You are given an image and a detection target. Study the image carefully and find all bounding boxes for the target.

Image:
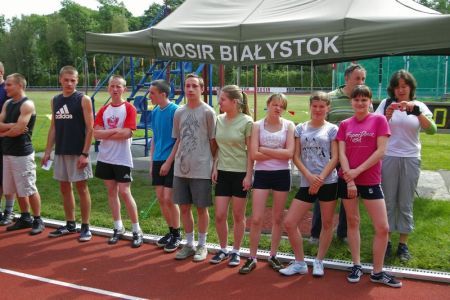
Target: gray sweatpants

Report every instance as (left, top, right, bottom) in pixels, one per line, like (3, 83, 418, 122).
(381, 156, 420, 234)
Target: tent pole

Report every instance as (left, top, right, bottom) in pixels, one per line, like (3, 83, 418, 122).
(310, 61, 314, 93)
(331, 63, 335, 91)
(445, 56, 448, 95)
(208, 64, 213, 106)
(254, 65, 258, 121)
(378, 57, 383, 100)
(436, 56, 440, 98)
(237, 66, 241, 86)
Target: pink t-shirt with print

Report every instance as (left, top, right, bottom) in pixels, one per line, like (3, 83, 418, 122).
(336, 113, 390, 185)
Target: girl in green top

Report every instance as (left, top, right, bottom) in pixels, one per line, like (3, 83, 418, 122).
(210, 85, 253, 267)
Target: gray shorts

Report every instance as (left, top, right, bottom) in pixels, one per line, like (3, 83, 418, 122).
(54, 154, 93, 182)
(3, 153, 38, 197)
(173, 176, 212, 208)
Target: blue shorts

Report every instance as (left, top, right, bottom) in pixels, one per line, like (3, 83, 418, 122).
(337, 178, 384, 200)
(253, 169, 291, 192)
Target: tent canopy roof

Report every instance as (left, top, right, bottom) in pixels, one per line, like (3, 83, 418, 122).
(85, 0, 450, 65)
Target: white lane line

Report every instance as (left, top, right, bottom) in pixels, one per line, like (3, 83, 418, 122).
(0, 268, 148, 300)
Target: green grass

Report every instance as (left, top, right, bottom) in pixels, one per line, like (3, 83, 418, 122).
(23, 91, 450, 272)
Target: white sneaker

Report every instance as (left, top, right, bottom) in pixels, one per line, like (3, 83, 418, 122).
(193, 245, 208, 262)
(313, 259, 324, 277)
(308, 236, 319, 245)
(279, 261, 308, 276)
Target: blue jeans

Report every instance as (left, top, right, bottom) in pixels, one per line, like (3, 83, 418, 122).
(310, 200, 347, 239)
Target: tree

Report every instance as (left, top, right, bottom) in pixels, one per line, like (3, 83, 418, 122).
(415, 0, 450, 13)
(46, 15, 73, 69)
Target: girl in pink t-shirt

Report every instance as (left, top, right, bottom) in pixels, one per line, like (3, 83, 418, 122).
(337, 85, 401, 288)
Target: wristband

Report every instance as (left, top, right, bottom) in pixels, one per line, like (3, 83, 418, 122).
(81, 152, 89, 158)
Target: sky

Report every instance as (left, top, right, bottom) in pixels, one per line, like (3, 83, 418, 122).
(2, 0, 164, 19)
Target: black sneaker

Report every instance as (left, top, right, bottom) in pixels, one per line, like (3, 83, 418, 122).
(209, 250, 229, 264)
(239, 258, 256, 274)
(156, 232, 172, 248)
(48, 225, 77, 238)
(0, 211, 14, 226)
(385, 241, 392, 259)
(347, 265, 363, 283)
(108, 227, 126, 245)
(268, 256, 283, 271)
(132, 231, 143, 248)
(370, 271, 402, 288)
(397, 243, 411, 262)
(6, 217, 33, 231)
(164, 235, 181, 253)
(29, 218, 45, 235)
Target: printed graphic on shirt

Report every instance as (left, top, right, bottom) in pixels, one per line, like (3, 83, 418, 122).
(55, 104, 73, 119)
(107, 115, 120, 129)
(302, 137, 327, 167)
(179, 112, 200, 175)
(347, 131, 375, 143)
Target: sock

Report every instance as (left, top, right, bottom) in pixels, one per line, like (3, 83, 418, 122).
(172, 227, 181, 237)
(186, 232, 194, 246)
(169, 226, 173, 234)
(131, 223, 141, 233)
(250, 256, 257, 261)
(295, 260, 306, 265)
(198, 232, 207, 246)
(114, 220, 123, 230)
(231, 249, 240, 254)
(5, 199, 14, 213)
(81, 223, 89, 230)
(67, 220, 76, 229)
(21, 212, 31, 219)
(33, 216, 41, 220)
(221, 248, 228, 254)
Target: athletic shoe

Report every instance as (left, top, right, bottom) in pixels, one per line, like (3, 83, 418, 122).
(209, 250, 229, 264)
(313, 259, 324, 277)
(308, 236, 319, 245)
(48, 225, 77, 238)
(385, 241, 392, 259)
(239, 258, 256, 274)
(0, 211, 14, 226)
(279, 261, 308, 276)
(164, 235, 182, 253)
(29, 218, 45, 235)
(78, 226, 92, 242)
(193, 245, 208, 262)
(347, 265, 363, 283)
(397, 243, 411, 262)
(0, 211, 2, 220)
(228, 252, 241, 267)
(268, 256, 283, 270)
(6, 217, 33, 231)
(370, 271, 402, 288)
(175, 244, 196, 260)
(108, 227, 126, 245)
(157, 232, 172, 248)
(132, 231, 143, 248)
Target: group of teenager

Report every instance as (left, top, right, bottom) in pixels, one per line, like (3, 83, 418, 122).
(0, 62, 437, 289)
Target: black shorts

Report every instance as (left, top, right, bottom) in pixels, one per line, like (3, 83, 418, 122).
(337, 178, 384, 200)
(215, 170, 248, 198)
(95, 161, 132, 183)
(253, 169, 291, 192)
(152, 160, 174, 188)
(0, 154, 3, 186)
(294, 183, 338, 203)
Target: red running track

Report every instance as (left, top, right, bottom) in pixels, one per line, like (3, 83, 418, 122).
(0, 228, 448, 299)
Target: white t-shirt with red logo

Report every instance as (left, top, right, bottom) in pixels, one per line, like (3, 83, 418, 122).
(336, 113, 390, 185)
(95, 101, 137, 167)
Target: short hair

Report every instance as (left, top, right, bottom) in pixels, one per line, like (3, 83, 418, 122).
(351, 84, 372, 99)
(221, 85, 250, 116)
(185, 73, 204, 89)
(7, 73, 27, 89)
(344, 64, 366, 78)
(266, 93, 288, 110)
(309, 91, 330, 106)
(59, 65, 78, 77)
(150, 79, 171, 96)
(108, 74, 126, 86)
(387, 69, 417, 100)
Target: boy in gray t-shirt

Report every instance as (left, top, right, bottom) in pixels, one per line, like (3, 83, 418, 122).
(172, 74, 216, 262)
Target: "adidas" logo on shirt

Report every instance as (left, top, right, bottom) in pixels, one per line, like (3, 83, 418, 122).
(55, 104, 73, 119)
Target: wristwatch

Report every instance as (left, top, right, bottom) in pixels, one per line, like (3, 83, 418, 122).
(81, 152, 89, 158)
